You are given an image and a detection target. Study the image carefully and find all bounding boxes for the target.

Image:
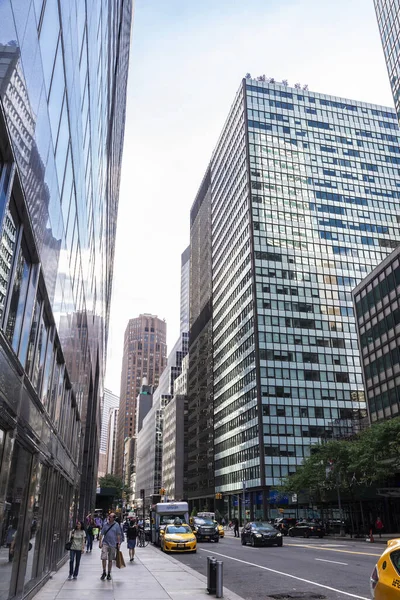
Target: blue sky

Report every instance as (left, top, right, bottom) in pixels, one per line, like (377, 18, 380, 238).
(105, 0, 393, 394)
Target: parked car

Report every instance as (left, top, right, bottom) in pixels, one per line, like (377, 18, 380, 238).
(241, 522, 283, 547)
(160, 523, 197, 553)
(371, 538, 400, 599)
(288, 522, 324, 538)
(274, 518, 297, 535)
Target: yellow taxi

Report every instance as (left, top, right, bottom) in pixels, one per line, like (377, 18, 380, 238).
(371, 538, 400, 598)
(216, 522, 225, 538)
(160, 523, 197, 553)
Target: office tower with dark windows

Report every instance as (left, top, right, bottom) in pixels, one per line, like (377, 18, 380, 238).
(106, 406, 119, 474)
(115, 315, 167, 477)
(374, 0, 400, 123)
(353, 252, 400, 423)
(187, 167, 214, 509)
(209, 77, 400, 519)
(98, 389, 120, 478)
(0, 0, 132, 595)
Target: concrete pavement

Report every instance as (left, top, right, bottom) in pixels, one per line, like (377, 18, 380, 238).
(32, 542, 243, 600)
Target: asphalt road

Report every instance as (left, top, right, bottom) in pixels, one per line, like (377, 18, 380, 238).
(171, 531, 382, 600)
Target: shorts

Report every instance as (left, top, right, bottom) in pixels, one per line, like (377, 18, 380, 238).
(127, 539, 136, 549)
(100, 544, 116, 561)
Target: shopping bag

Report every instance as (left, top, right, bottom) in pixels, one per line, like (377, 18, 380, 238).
(115, 549, 126, 569)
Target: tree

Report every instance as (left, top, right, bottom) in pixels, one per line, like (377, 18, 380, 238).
(98, 474, 130, 500)
(280, 417, 400, 495)
(191, 506, 198, 517)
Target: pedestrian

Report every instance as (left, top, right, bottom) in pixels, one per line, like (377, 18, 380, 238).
(375, 516, 384, 538)
(233, 517, 239, 537)
(95, 514, 103, 539)
(221, 517, 226, 530)
(86, 518, 95, 552)
(68, 522, 86, 580)
(126, 519, 138, 562)
(99, 512, 121, 581)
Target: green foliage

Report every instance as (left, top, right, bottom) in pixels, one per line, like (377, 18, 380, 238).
(191, 506, 198, 517)
(281, 417, 400, 495)
(98, 474, 124, 498)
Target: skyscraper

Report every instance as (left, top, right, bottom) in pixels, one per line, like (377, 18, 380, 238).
(115, 315, 167, 477)
(98, 389, 120, 478)
(187, 168, 214, 509)
(206, 77, 400, 518)
(374, 1, 400, 122)
(180, 246, 190, 334)
(0, 0, 131, 595)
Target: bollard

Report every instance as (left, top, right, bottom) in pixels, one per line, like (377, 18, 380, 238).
(215, 560, 223, 598)
(207, 556, 217, 594)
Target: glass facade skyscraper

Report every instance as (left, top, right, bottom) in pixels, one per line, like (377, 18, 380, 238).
(211, 78, 400, 516)
(374, 0, 400, 120)
(0, 0, 132, 597)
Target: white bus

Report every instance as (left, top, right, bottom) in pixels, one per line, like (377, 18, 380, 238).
(151, 502, 189, 545)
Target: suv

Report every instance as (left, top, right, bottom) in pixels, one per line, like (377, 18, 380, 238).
(191, 517, 219, 542)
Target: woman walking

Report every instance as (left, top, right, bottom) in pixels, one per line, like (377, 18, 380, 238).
(86, 518, 95, 552)
(126, 519, 138, 562)
(68, 521, 86, 580)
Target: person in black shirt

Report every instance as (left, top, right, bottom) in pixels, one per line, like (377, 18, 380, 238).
(126, 519, 138, 561)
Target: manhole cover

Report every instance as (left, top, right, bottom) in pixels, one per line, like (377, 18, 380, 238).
(269, 595, 325, 600)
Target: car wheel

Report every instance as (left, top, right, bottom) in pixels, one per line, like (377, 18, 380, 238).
(277, 540, 283, 547)
(289, 530, 294, 537)
(192, 549, 197, 554)
(251, 537, 256, 547)
(304, 532, 309, 538)
(215, 537, 219, 543)
(241, 537, 246, 546)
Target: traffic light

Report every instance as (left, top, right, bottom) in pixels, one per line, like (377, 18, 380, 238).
(215, 492, 222, 500)
(159, 488, 166, 495)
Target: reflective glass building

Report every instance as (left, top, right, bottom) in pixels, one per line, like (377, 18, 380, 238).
(374, 0, 400, 120)
(211, 78, 400, 517)
(0, 0, 132, 597)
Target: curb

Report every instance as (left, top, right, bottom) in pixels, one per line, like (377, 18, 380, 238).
(144, 543, 244, 600)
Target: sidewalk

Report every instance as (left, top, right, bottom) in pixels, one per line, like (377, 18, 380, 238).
(32, 543, 243, 600)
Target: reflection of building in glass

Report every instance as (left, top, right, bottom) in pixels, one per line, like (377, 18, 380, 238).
(115, 315, 167, 477)
(186, 78, 400, 519)
(0, 0, 132, 596)
(374, 1, 400, 123)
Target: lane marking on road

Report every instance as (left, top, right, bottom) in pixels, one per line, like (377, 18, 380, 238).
(286, 543, 381, 557)
(315, 558, 348, 566)
(199, 548, 369, 600)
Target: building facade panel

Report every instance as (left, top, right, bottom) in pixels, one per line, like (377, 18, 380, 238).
(0, 0, 132, 596)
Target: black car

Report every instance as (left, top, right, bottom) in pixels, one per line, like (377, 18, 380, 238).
(288, 522, 324, 538)
(241, 522, 283, 547)
(191, 517, 219, 542)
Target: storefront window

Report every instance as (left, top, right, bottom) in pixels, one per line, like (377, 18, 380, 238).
(0, 441, 32, 600)
(24, 462, 48, 592)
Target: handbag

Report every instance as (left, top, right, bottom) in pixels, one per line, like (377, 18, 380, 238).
(115, 548, 126, 569)
(65, 533, 74, 551)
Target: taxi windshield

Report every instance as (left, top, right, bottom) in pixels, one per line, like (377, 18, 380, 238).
(166, 525, 191, 534)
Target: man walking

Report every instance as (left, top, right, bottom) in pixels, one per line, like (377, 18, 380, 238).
(99, 513, 121, 581)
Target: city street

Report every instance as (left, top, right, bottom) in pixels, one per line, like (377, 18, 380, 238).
(172, 533, 382, 600)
